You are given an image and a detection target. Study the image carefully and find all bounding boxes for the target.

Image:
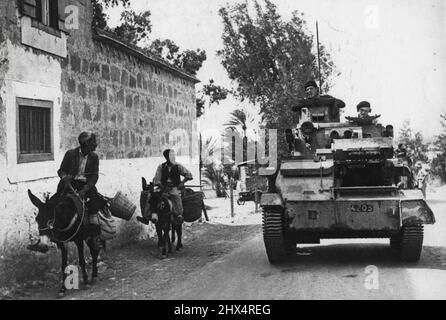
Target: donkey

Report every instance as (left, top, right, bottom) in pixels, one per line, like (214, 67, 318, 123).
(140, 178, 183, 257)
(27, 189, 105, 297)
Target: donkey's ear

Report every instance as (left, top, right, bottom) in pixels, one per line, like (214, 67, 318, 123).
(28, 189, 43, 208)
(142, 177, 147, 189)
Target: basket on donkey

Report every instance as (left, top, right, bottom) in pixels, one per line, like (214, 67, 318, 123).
(107, 191, 136, 221)
(181, 189, 204, 223)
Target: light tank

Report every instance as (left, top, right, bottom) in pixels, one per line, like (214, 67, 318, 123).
(260, 100, 435, 263)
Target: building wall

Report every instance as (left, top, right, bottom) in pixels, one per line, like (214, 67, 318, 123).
(0, 0, 199, 284)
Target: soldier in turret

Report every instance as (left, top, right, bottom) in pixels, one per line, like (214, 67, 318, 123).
(292, 80, 346, 120)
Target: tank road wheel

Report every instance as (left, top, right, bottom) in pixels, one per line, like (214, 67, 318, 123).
(262, 207, 287, 264)
(390, 235, 402, 251)
(400, 225, 424, 262)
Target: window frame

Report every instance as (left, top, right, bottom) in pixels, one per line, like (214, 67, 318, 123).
(16, 98, 54, 164)
(27, 0, 61, 37)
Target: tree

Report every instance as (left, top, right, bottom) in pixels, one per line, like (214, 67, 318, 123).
(91, 1, 206, 77)
(225, 109, 248, 135)
(431, 113, 446, 183)
(217, 0, 335, 159)
(398, 119, 429, 164)
(196, 79, 229, 118)
(148, 39, 207, 75)
(224, 108, 257, 162)
(113, 9, 152, 46)
(92, 0, 130, 30)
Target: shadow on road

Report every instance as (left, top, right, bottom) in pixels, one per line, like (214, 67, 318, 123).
(279, 243, 446, 272)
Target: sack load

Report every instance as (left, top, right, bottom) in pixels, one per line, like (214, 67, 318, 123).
(98, 208, 117, 240)
(182, 191, 204, 222)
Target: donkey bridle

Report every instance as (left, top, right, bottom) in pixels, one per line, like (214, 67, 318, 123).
(39, 193, 86, 243)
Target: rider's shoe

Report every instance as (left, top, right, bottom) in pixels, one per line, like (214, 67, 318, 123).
(176, 215, 184, 224)
(136, 216, 150, 225)
(27, 241, 49, 253)
(150, 213, 158, 223)
(87, 236, 103, 251)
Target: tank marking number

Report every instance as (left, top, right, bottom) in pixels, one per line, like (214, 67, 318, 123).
(351, 204, 374, 213)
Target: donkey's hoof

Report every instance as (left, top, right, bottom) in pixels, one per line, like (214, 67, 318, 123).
(57, 289, 66, 298)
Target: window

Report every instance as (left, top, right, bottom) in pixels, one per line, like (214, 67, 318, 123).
(35, 0, 59, 29)
(16, 98, 54, 164)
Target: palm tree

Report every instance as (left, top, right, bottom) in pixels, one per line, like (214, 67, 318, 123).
(225, 109, 251, 163)
(202, 162, 226, 197)
(225, 109, 248, 137)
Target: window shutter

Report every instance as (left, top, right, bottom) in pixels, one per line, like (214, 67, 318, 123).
(20, 0, 38, 19)
(49, 0, 58, 29)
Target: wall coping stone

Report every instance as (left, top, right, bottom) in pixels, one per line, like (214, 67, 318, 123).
(92, 28, 200, 85)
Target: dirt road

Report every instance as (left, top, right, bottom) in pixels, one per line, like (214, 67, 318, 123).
(157, 194, 446, 300)
(5, 192, 446, 300)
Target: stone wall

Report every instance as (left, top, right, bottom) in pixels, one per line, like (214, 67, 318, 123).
(61, 41, 197, 159)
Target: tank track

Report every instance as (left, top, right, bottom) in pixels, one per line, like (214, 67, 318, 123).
(400, 225, 424, 262)
(262, 207, 287, 263)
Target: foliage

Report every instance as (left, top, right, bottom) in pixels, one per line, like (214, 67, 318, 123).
(225, 109, 248, 133)
(196, 98, 206, 118)
(196, 79, 229, 118)
(113, 9, 152, 46)
(398, 119, 429, 164)
(148, 40, 207, 75)
(431, 113, 446, 183)
(202, 79, 229, 104)
(217, 0, 335, 159)
(91, 1, 206, 77)
(91, 0, 130, 30)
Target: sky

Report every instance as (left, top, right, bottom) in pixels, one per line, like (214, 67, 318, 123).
(106, 0, 446, 141)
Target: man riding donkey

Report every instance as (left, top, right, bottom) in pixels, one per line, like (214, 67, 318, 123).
(137, 149, 193, 225)
(28, 132, 104, 253)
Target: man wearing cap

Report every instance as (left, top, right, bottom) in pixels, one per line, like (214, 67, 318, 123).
(292, 80, 346, 121)
(138, 149, 193, 225)
(357, 101, 372, 119)
(345, 101, 381, 126)
(28, 132, 103, 253)
(57, 132, 103, 249)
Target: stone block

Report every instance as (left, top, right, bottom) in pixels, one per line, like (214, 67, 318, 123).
(137, 73, 142, 88)
(126, 94, 132, 108)
(97, 86, 107, 101)
(83, 103, 91, 120)
(89, 62, 100, 74)
(121, 70, 129, 86)
(81, 59, 89, 74)
(70, 54, 81, 72)
(117, 89, 124, 103)
(102, 64, 110, 81)
(78, 83, 87, 98)
(129, 75, 136, 88)
(67, 78, 76, 93)
(93, 105, 101, 121)
(124, 131, 130, 147)
(111, 66, 120, 82)
(62, 101, 71, 118)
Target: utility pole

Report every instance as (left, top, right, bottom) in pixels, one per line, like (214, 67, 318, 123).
(316, 21, 322, 92)
(230, 177, 234, 219)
